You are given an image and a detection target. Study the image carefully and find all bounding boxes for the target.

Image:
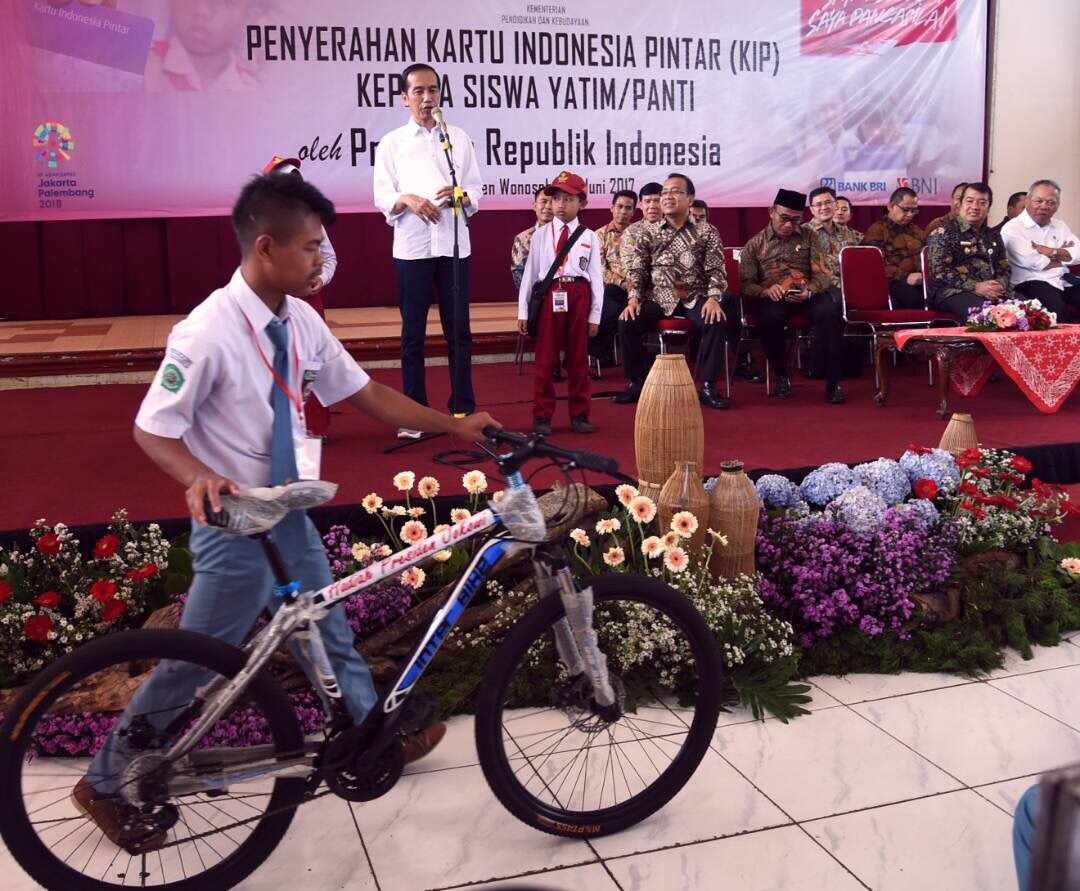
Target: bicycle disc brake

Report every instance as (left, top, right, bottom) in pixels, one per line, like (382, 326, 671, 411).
(323, 724, 404, 803)
(554, 672, 625, 732)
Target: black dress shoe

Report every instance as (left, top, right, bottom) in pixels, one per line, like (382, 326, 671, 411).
(775, 374, 793, 399)
(613, 383, 642, 404)
(570, 415, 595, 434)
(734, 362, 765, 383)
(699, 383, 730, 410)
(826, 383, 847, 405)
(533, 417, 553, 435)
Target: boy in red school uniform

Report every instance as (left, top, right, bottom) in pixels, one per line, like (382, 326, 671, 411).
(517, 171, 604, 435)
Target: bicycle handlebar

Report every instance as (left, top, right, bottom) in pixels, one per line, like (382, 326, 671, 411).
(482, 426, 632, 482)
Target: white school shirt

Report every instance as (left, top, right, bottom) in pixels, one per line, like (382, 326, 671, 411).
(136, 269, 370, 489)
(1001, 210, 1080, 290)
(372, 119, 483, 260)
(318, 227, 337, 285)
(516, 218, 604, 325)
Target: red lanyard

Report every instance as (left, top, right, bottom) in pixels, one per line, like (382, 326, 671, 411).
(243, 314, 303, 417)
(550, 222, 573, 278)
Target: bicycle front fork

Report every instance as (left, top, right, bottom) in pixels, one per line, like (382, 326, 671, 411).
(534, 559, 617, 708)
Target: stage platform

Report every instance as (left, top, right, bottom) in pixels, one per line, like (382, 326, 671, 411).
(3, 358, 1079, 534)
(0, 303, 521, 378)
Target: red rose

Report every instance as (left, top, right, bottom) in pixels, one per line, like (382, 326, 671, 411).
(958, 481, 981, 496)
(0, 581, 12, 604)
(125, 564, 159, 582)
(1010, 456, 1033, 474)
(35, 534, 61, 556)
(907, 444, 933, 456)
(93, 534, 120, 559)
(102, 598, 126, 623)
(90, 579, 117, 603)
(34, 591, 61, 608)
(913, 479, 938, 500)
(24, 614, 53, 642)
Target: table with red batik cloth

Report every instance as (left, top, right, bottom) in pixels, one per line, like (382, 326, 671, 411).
(873, 326, 1080, 417)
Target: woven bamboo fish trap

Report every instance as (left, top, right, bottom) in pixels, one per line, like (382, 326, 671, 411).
(939, 413, 978, 457)
(634, 355, 704, 501)
(708, 460, 758, 579)
(657, 461, 710, 555)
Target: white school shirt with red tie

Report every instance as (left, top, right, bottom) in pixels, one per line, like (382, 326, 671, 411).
(516, 218, 604, 325)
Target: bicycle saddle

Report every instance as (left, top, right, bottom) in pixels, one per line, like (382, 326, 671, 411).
(206, 480, 338, 536)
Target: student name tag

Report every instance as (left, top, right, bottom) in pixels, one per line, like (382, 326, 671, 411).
(552, 290, 569, 312)
(295, 434, 323, 481)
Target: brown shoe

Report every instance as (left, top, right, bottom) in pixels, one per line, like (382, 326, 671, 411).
(71, 776, 167, 854)
(402, 722, 446, 765)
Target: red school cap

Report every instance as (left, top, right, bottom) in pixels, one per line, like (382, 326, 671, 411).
(544, 171, 587, 196)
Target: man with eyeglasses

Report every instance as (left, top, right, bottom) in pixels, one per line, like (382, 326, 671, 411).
(1001, 179, 1080, 321)
(614, 173, 734, 409)
(805, 186, 863, 289)
(740, 189, 846, 404)
(863, 187, 927, 310)
(926, 182, 1013, 320)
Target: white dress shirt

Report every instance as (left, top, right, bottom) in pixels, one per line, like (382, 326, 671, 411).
(318, 227, 337, 285)
(372, 119, 483, 260)
(137, 269, 369, 488)
(1001, 210, 1080, 290)
(516, 218, 604, 325)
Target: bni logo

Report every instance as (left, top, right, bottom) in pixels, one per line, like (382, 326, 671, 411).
(33, 122, 75, 169)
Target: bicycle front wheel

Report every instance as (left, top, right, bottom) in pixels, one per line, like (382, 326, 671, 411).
(0, 629, 305, 891)
(474, 573, 723, 838)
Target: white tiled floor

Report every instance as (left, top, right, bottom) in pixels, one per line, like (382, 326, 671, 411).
(5, 640, 1080, 890)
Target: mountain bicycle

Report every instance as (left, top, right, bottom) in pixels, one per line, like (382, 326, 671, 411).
(0, 428, 724, 889)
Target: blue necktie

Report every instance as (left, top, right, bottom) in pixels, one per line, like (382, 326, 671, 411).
(265, 319, 298, 486)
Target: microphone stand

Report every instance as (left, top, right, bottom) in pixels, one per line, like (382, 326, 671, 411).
(385, 111, 470, 454)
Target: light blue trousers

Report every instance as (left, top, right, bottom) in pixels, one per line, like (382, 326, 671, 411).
(1013, 784, 1040, 891)
(88, 514, 377, 796)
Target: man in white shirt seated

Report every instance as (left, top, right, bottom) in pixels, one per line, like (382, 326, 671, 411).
(1001, 179, 1080, 321)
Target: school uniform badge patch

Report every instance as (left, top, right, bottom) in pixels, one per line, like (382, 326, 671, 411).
(161, 363, 185, 393)
(579, 255, 588, 271)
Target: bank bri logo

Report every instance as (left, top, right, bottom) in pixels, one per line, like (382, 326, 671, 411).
(33, 122, 75, 169)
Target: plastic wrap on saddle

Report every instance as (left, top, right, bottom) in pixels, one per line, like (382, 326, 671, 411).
(490, 486, 546, 542)
(215, 480, 339, 536)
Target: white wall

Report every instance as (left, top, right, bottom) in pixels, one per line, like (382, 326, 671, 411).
(988, 0, 1080, 226)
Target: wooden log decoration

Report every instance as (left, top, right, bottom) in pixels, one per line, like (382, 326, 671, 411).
(657, 461, 710, 555)
(708, 460, 759, 579)
(939, 412, 978, 457)
(634, 354, 704, 501)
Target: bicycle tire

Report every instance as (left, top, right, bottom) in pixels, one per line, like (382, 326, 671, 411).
(0, 629, 305, 891)
(474, 573, 723, 838)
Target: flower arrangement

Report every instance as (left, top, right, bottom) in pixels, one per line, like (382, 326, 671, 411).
(966, 298, 1056, 332)
(0, 511, 172, 683)
(899, 445, 961, 494)
(854, 458, 911, 505)
(798, 462, 859, 506)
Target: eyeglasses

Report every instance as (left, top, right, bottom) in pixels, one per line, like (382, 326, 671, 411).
(776, 214, 803, 224)
(660, 188, 687, 197)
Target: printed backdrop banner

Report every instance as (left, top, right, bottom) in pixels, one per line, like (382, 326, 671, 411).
(3, 0, 987, 222)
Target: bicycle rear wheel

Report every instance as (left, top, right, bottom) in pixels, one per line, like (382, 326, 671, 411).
(474, 573, 723, 838)
(0, 629, 305, 891)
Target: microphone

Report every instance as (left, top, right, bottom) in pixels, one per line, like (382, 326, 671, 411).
(432, 107, 452, 149)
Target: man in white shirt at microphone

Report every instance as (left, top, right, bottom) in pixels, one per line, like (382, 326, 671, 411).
(373, 64, 484, 439)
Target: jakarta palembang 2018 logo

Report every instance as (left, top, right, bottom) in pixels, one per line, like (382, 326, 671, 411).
(33, 122, 75, 169)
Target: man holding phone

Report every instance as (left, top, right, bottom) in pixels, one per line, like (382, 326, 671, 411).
(739, 189, 846, 403)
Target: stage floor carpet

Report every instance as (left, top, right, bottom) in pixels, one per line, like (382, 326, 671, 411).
(4, 360, 1079, 531)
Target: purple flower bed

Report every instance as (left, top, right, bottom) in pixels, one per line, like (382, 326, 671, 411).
(756, 508, 959, 646)
(3, 690, 328, 758)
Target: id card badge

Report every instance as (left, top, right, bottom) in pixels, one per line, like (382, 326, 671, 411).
(295, 433, 323, 480)
(552, 290, 569, 312)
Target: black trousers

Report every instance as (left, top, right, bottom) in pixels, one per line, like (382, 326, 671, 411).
(589, 283, 628, 362)
(755, 288, 844, 385)
(395, 256, 475, 414)
(889, 280, 925, 310)
(1016, 280, 1080, 321)
(932, 290, 984, 321)
(618, 296, 732, 386)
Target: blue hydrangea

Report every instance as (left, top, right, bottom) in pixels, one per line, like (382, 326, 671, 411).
(892, 499, 940, 531)
(854, 458, 911, 505)
(798, 462, 858, 506)
(898, 449, 960, 493)
(754, 474, 802, 508)
(824, 486, 888, 535)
